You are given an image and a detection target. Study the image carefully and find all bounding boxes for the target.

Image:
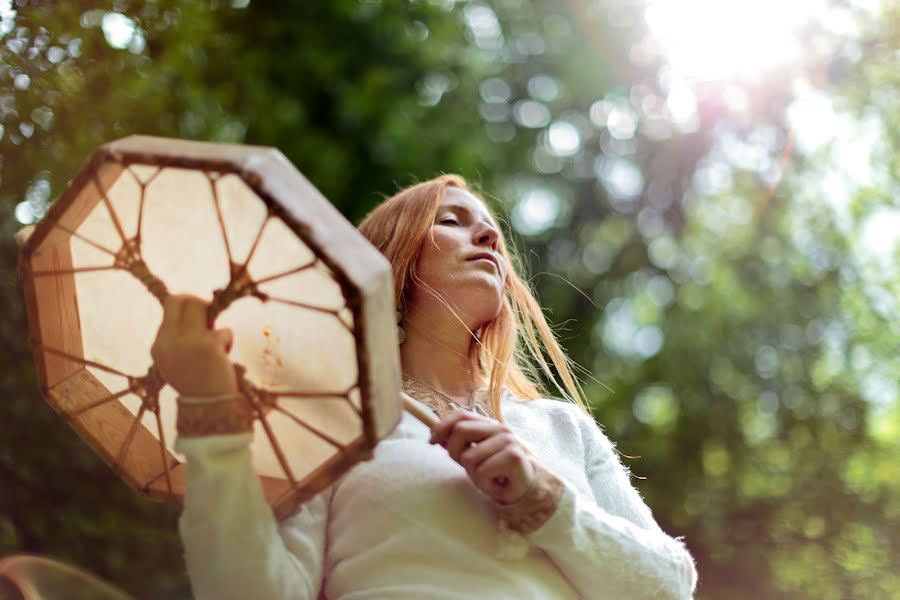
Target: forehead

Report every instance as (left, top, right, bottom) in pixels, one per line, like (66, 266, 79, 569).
(440, 187, 496, 225)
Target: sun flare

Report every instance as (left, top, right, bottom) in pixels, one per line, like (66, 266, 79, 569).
(644, 0, 830, 80)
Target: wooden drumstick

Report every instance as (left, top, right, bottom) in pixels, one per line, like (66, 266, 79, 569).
(400, 390, 510, 488)
(400, 391, 440, 428)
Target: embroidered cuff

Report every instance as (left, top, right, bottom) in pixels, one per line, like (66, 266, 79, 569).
(176, 393, 255, 437)
(494, 460, 566, 534)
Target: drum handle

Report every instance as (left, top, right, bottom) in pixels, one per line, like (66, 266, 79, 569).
(400, 391, 511, 489)
(400, 392, 440, 428)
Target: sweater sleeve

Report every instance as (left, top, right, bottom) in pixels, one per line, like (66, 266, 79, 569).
(501, 405, 697, 599)
(175, 395, 329, 600)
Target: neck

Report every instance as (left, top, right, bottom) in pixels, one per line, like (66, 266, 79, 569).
(399, 300, 482, 401)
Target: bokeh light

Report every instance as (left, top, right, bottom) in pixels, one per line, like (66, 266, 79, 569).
(644, 0, 829, 80)
(546, 121, 581, 157)
(511, 188, 560, 235)
(101, 12, 144, 52)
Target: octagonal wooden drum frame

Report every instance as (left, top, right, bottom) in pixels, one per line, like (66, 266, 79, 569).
(17, 135, 402, 520)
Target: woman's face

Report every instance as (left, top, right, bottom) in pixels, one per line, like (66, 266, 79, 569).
(407, 187, 507, 327)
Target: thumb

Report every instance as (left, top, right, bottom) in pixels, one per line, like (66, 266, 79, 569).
(214, 328, 234, 354)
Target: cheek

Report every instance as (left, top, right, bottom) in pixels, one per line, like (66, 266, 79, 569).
(414, 233, 457, 281)
(428, 229, 463, 257)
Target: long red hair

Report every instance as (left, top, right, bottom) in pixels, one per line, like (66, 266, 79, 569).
(357, 174, 587, 419)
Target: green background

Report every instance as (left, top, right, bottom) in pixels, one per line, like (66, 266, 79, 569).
(0, 1, 897, 598)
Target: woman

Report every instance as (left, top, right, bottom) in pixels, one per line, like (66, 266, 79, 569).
(152, 175, 698, 599)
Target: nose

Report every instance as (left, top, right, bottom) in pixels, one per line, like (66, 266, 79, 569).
(474, 221, 499, 251)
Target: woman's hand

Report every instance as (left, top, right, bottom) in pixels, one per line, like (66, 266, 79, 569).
(429, 411, 536, 505)
(150, 294, 238, 397)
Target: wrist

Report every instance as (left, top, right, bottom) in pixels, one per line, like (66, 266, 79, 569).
(176, 393, 254, 437)
(175, 383, 239, 397)
(494, 459, 538, 506)
(169, 367, 238, 397)
(494, 460, 566, 534)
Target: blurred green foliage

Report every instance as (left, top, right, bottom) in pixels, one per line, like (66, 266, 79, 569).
(0, 1, 897, 598)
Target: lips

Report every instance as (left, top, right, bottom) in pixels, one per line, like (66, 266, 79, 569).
(467, 252, 500, 270)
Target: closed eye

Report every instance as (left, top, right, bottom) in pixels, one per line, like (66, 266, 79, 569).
(438, 217, 459, 225)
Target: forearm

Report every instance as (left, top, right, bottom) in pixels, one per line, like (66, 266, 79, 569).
(497, 464, 696, 599)
(176, 396, 326, 600)
(534, 481, 695, 599)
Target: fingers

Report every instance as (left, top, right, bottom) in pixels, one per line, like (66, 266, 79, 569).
(154, 295, 217, 362)
(458, 432, 510, 472)
(180, 296, 209, 330)
(430, 411, 507, 460)
(476, 447, 535, 503)
(430, 410, 500, 446)
(151, 296, 239, 397)
(444, 419, 506, 462)
(214, 328, 234, 354)
(159, 294, 183, 334)
(429, 410, 535, 502)
(428, 410, 471, 445)
(158, 294, 208, 333)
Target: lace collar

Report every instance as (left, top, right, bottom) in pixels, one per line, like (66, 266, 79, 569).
(401, 374, 497, 421)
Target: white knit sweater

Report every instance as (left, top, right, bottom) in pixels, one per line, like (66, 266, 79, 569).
(176, 392, 698, 599)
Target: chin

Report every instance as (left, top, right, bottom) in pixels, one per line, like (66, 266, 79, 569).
(425, 276, 504, 322)
(461, 292, 503, 323)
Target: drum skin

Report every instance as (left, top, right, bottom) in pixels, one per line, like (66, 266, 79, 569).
(17, 136, 402, 519)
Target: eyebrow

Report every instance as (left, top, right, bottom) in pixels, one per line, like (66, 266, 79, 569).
(440, 203, 497, 228)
